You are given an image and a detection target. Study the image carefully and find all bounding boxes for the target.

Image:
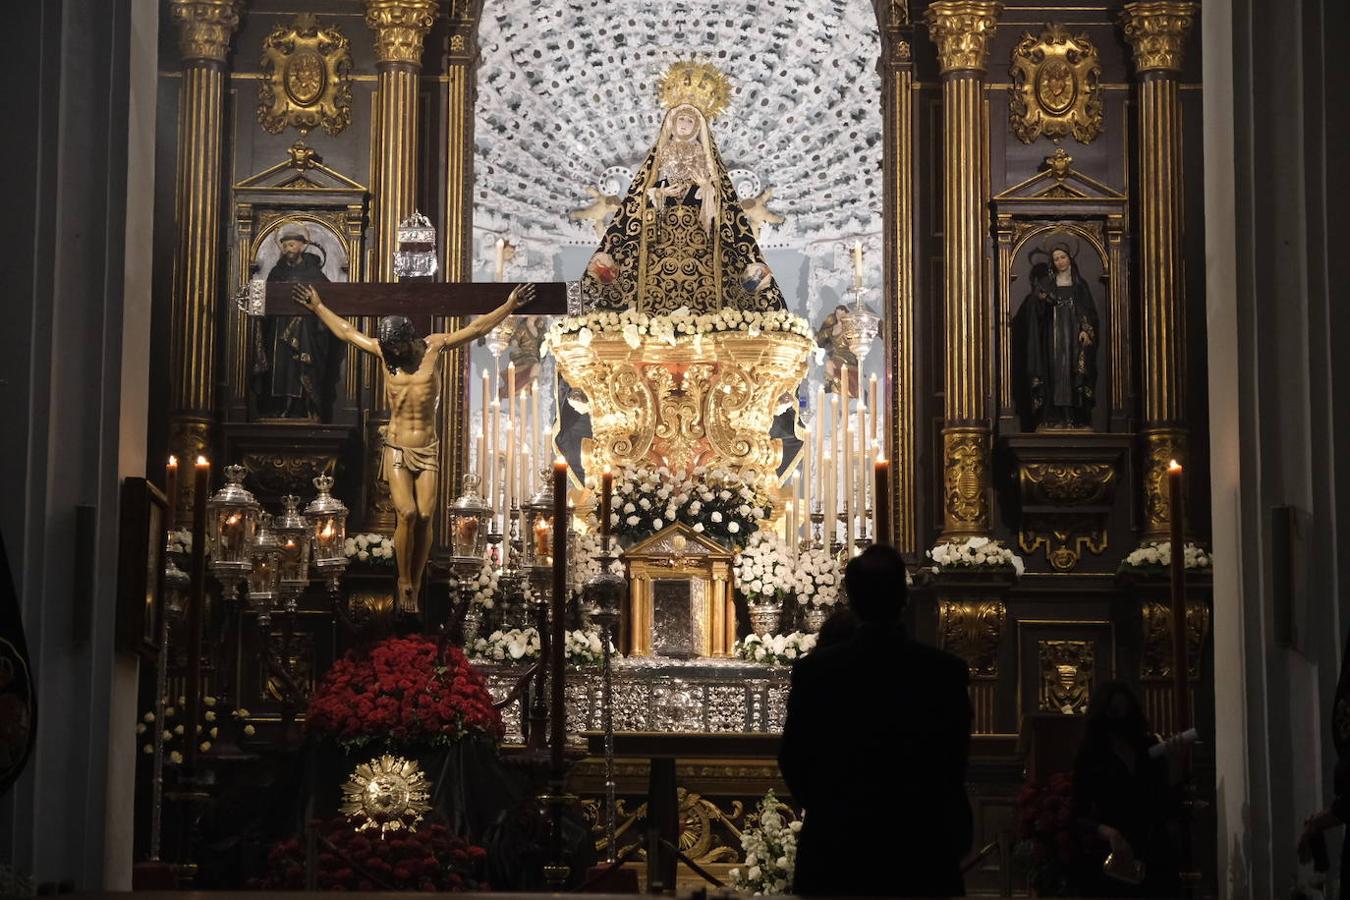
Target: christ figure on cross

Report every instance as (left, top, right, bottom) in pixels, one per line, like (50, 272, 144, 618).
(293, 282, 535, 614)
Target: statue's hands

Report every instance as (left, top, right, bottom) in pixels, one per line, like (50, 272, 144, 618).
(507, 282, 537, 310)
(292, 284, 320, 312)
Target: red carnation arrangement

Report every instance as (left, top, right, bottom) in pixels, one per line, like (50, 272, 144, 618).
(307, 635, 504, 749)
(1014, 772, 1097, 896)
(256, 818, 489, 892)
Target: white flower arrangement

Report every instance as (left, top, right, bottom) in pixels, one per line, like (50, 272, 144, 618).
(466, 560, 500, 610)
(468, 626, 611, 666)
(543, 306, 812, 358)
(470, 627, 542, 663)
(137, 695, 253, 761)
(568, 526, 625, 598)
(607, 464, 771, 549)
(927, 536, 1025, 576)
(794, 544, 841, 608)
(733, 532, 800, 606)
(734, 632, 818, 666)
(343, 532, 396, 567)
(1120, 540, 1213, 572)
(729, 791, 801, 896)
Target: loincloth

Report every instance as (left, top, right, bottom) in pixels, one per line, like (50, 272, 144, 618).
(381, 437, 440, 479)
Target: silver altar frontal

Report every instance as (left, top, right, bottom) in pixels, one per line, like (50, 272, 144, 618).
(478, 657, 790, 744)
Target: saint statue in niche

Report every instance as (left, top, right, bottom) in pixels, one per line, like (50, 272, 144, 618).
(1022, 236, 1099, 429)
(250, 221, 341, 420)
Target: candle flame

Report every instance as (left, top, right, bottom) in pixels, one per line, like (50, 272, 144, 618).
(195, 455, 208, 467)
(1168, 459, 1182, 472)
(168, 455, 178, 467)
(321, 522, 334, 539)
(226, 513, 241, 525)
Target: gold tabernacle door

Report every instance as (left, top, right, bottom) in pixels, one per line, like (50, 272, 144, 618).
(623, 523, 735, 658)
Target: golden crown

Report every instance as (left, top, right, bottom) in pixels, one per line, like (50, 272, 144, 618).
(657, 61, 732, 120)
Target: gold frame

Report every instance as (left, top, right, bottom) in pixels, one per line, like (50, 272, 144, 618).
(623, 524, 736, 658)
(1015, 617, 1116, 725)
(1008, 23, 1103, 144)
(257, 13, 353, 137)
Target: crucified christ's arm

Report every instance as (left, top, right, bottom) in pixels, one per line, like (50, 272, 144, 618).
(427, 283, 537, 353)
(292, 284, 379, 355)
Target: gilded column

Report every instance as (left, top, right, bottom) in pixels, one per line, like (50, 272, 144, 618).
(363, 0, 436, 530)
(925, 1, 1001, 539)
(167, 0, 243, 522)
(437, 4, 482, 538)
(1122, 2, 1196, 538)
(878, 2, 918, 554)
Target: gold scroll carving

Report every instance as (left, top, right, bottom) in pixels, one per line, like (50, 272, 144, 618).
(1121, 2, 1197, 74)
(925, 1, 1003, 75)
(1009, 23, 1102, 144)
(1139, 600, 1209, 681)
(258, 14, 353, 137)
(939, 599, 1006, 678)
(1038, 640, 1094, 714)
(1141, 427, 1187, 537)
(943, 428, 991, 536)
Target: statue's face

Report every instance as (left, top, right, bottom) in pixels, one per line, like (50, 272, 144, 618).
(280, 237, 305, 261)
(1051, 249, 1071, 273)
(673, 112, 698, 139)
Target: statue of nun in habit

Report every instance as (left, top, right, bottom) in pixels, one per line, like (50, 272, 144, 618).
(1023, 235, 1099, 429)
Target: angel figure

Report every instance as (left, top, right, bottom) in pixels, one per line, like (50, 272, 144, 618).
(568, 186, 622, 239)
(741, 187, 785, 240)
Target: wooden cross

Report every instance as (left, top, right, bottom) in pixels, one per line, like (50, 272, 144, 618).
(252, 280, 571, 332)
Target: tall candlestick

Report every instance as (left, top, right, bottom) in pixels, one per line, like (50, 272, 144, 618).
(600, 466, 614, 538)
(533, 379, 542, 462)
(858, 401, 870, 530)
(505, 420, 516, 511)
(823, 449, 835, 548)
(495, 237, 506, 282)
(874, 457, 891, 546)
(852, 239, 864, 291)
(184, 456, 209, 769)
(490, 400, 502, 528)
(550, 457, 569, 777)
(1168, 460, 1189, 730)
(481, 370, 491, 481)
(791, 470, 802, 558)
(868, 373, 879, 447)
(844, 424, 855, 553)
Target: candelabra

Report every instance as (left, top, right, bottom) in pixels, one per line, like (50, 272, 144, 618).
(304, 475, 349, 598)
(447, 473, 492, 644)
(522, 470, 556, 750)
(836, 285, 882, 365)
(581, 534, 625, 863)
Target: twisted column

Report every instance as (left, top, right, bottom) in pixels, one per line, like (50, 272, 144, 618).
(1122, 1, 1196, 538)
(925, 1, 1002, 539)
(878, 5, 918, 554)
(166, 0, 243, 523)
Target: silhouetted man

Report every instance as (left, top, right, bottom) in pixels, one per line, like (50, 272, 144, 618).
(779, 545, 973, 896)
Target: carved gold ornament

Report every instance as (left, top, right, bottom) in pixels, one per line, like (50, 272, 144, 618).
(924, 1, 1003, 75)
(939, 600, 1005, 678)
(364, 0, 439, 67)
(340, 754, 433, 836)
(658, 61, 733, 120)
(1039, 640, 1094, 714)
(1142, 427, 1187, 536)
(170, 0, 243, 64)
(943, 428, 991, 534)
(258, 14, 353, 137)
(1139, 601, 1209, 680)
(1121, 1, 1197, 74)
(1009, 24, 1102, 144)
(551, 331, 810, 484)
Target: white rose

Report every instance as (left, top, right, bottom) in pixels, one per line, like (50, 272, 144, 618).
(728, 521, 740, 534)
(627, 515, 640, 526)
(693, 522, 705, 533)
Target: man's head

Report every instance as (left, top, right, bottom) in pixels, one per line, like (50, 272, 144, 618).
(842, 544, 909, 625)
(377, 315, 421, 374)
(277, 222, 310, 262)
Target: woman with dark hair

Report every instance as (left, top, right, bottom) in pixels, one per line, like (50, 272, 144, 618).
(1070, 681, 1184, 896)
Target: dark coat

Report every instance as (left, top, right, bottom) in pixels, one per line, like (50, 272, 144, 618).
(778, 623, 973, 897)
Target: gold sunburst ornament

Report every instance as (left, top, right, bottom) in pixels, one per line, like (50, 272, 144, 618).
(658, 61, 732, 120)
(339, 754, 432, 837)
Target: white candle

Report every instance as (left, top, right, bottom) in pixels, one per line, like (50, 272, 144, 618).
(495, 237, 506, 282)
(490, 400, 501, 526)
(475, 434, 485, 485)
(532, 379, 542, 462)
(480, 370, 491, 486)
(823, 449, 834, 547)
(859, 400, 869, 530)
(505, 419, 516, 511)
(852, 239, 864, 291)
(844, 423, 855, 553)
(869, 373, 879, 447)
(791, 471, 802, 560)
(813, 387, 826, 510)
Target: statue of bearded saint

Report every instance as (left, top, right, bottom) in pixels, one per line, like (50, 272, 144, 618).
(646, 103, 720, 235)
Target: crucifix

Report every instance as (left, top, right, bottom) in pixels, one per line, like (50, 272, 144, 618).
(247, 279, 571, 614)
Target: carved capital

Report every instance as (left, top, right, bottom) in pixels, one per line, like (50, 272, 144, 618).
(170, 0, 243, 65)
(364, 0, 438, 67)
(942, 426, 991, 536)
(924, 1, 1003, 76)
(939, 599, 1005, 678)
(1121, 1, 1197, 74)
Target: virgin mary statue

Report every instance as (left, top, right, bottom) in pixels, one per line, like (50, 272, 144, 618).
(580, 63, 786, 316)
